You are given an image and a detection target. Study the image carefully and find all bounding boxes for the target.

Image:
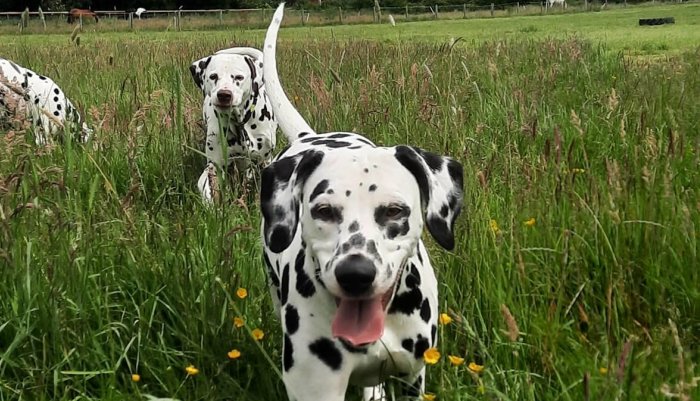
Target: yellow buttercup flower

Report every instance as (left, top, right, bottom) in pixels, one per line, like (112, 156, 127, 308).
(468, 362, 484, 374)
(131, 373, 141, 382)
(185, 365, 199, 376)
(572, 168, 586, 174)
(448, 355, 465, 366)
(524, 218, 536, 227)
(233, 316, 245, 328)
(252, 328, 265, 341)
(422, 393, 436, 401)
(489, 219, 500, 234)
(439, 313, 452, 325)
(236, 287, 248, 299)
(423, 348, 441, 365)
(599, 367, 608, 375)
(228, 349, 241, 359)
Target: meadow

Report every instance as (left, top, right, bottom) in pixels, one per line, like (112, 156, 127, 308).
(0, 3, 699, 401)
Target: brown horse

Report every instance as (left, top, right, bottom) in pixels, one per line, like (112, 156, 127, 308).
(67, 8, 99, 24)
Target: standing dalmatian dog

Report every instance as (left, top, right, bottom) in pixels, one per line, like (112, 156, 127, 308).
(189, 47, 278, 202)
(260, 4, 464, 401)
(0, 58, 92, 145)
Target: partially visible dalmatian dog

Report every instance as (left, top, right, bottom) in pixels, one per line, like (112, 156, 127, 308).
(259, 4, 464, 401)
(0, 57, 92, 145)
(189, 47, 278, 202)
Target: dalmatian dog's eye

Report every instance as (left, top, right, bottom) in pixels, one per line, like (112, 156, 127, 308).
(375, 203, 410, 225)
(234, 74, 245, 81)
(384, 205, 408, 219)
(311, 204, 342, 223)
(209, 73, 218, 81)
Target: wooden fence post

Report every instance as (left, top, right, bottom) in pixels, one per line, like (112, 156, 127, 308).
(79, 14, 83, 29)
(405, 4, 409, 20)
(516, 2, 520, 13)
(435, 4, 439, 19)
(540, 2, 544, 14)
(463, 3, 467, 18)
(177, 10, 181, 31)
(261, 8, 265, 24)
(490, 3, 494, 17)
(219, 9, 223, 27)
(128, 12, 133, 29)
(301, 7, 305, 25)
(338, 7, 342, 24)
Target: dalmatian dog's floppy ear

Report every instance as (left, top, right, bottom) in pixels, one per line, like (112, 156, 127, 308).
(394, 145, 464, 250)
(261, 150, 325, 253)
(189, 55, 212, 92)
(215, 47, 264, 96)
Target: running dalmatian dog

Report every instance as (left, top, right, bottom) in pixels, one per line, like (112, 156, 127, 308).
(189, 47, 278, 202)
(260, 4, 464, 400)
(0, 57, 92, 145)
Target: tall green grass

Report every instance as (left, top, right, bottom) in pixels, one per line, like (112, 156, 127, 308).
(0, 24, 698, 401)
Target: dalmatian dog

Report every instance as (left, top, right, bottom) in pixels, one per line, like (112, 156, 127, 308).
(0, 57, 92, 145)
(189, 47, 278, 202)
(259, 4, 464, 400)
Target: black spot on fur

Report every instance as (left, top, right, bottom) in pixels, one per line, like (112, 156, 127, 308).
(386, 220, 410, 240)
(280, 263, 290, 305)
(309, 338, 342, 370)
(53, 111, 60, 116)
(388, 288, 423, 315)
(401, 338, 414, 353)
(345, 190, 351, 197)
(431, 324, 437, 345)
(310, 179, 329, 203)
(53, 96, 59, 102)
(420, 299, 431, 323)
(366, 240, 381, 262)
(295, 248, 316, 298)
(285, 304, 300, 335)
(310, 139, 351, 148)
(369, 184, 377, 192)
(414, 335, 430, 359)
(259, 104, 272, 121)
(328, 133, 351, 139)
(348, 221, 359, 233)
(405, 264, 421, 289)
(283, 334, 294, 372)
(53, 88, 60, 95)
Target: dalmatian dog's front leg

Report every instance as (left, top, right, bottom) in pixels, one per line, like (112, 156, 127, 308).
(282, 328, 351, 401)
(198, 96, 227, 202)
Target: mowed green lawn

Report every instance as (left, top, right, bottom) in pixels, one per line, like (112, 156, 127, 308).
(0, 3, 698, 401)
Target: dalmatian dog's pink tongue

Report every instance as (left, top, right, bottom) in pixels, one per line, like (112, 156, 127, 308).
(332, 298, 385, 346)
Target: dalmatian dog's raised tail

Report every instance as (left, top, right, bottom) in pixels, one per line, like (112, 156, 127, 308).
(260, 4, 465, 401)
(262, 4, 316, 142)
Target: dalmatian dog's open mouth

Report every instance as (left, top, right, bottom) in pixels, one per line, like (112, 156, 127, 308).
(332, 270, 402, 346)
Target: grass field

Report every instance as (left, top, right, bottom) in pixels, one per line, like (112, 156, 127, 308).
(0, 3, 699, 401)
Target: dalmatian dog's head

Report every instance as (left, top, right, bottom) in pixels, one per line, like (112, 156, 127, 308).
(189, 47, 264, 116)
(260, 3, 464, 348)
(262, 144, 463, 346)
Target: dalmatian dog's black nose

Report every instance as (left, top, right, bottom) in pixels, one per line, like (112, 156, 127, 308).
(216, 90, 232, 104)
(335, 254, 376, 296)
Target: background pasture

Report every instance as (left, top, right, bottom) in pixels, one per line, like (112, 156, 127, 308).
(0, 3, 698, 401)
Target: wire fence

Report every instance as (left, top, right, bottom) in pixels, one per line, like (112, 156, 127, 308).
(0, 0, 691, 34)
